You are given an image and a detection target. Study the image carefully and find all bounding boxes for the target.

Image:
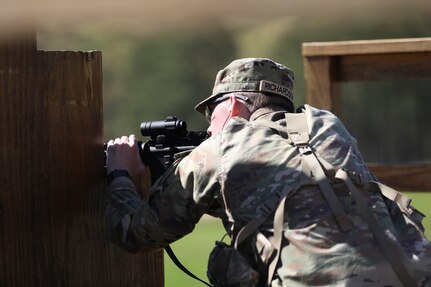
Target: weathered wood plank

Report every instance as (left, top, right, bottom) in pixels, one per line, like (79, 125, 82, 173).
(338, 52, 431, 81)
(368, 164, 431, 192)
(303, 37, 431, 56)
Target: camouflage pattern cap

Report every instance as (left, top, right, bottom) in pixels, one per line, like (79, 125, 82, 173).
(195, 58, 295, 114)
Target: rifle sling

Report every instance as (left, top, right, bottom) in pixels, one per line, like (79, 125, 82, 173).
(165, 245, 212, 287)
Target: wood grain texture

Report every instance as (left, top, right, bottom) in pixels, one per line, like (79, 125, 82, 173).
(302, 37, 431, 56)
(368, 164, 431, 192)
(338, 52, 431, 81)
(0, 34, 163, 287)
(303, 56, 342, 115)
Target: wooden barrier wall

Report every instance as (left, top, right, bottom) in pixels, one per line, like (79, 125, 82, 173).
(302, 37, 431, 191)
(0, 33, 163, 286)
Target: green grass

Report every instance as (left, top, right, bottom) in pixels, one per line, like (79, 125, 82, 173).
(405, 192, 431, 238)
(164, 193, 431, 287)
(164, 216, 225, 287)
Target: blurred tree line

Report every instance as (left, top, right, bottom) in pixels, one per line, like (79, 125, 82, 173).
(38, 10, 431, 164)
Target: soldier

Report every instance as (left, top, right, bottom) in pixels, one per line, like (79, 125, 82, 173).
(105, 58, 431, 286)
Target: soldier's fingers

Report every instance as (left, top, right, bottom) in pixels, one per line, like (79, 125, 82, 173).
(107, 139, 114, 146)
(129, 134, 137, 144)
(114, 138, 121, 144)
(121, 136, 129, 143)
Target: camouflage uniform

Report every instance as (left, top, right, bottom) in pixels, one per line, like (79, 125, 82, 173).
(105, 58, 431, 286)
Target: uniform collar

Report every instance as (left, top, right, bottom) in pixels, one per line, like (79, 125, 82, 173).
(249, 105, 290, 122)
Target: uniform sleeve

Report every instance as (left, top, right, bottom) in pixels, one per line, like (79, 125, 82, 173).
(104, 136, 223, 253)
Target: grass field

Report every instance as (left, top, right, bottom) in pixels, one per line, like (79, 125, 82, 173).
(164, 192, 431, 287)
(164, 216, 225, 287)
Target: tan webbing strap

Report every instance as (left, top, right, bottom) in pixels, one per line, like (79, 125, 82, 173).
(316, 155, 337, 179)
(284, 113, 310, 146)
(301, 151, 353, 232)
(369, 181, 413, 215)
(254, 117, 311, 185)
(234, 185, 296, 248)
(285, 113, 353, 232)
(267, 193, 288, 287)
(256, 232, 275, 265)
(336, 170, 418, 287)
(234, 185, 299, 287)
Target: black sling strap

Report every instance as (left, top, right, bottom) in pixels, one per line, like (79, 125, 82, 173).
(165, 245, 212, 286)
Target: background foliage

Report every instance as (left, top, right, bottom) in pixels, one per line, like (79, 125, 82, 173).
(38, 9, 431, 163)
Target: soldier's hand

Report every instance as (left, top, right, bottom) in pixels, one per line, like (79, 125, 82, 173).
(106, 134, 145, 176)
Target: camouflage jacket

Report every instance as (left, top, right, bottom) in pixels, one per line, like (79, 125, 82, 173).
(105, 104, 431, 286)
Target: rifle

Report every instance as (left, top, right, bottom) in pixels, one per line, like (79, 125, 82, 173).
(138, 116, 209, 184)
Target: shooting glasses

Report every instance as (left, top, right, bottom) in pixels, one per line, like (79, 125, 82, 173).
(204, 93, 250, 123)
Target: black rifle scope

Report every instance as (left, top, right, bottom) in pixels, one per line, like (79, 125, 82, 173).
(140, 116, 187, 138)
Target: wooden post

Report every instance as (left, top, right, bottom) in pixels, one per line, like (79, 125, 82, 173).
(303, 55, 342, 115)
(0, 33, 163, 287)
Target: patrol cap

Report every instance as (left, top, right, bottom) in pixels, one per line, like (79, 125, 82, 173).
(195, 58, 294, 114)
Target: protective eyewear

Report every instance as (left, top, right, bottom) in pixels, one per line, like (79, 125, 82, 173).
(204, 94, 249, 123)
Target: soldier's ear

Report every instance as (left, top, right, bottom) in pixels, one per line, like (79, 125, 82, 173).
(229, 95, 240, 116)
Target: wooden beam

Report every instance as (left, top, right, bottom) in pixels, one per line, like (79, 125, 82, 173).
(303, 37, 431, 56)
(338, 52, 431, 81)
(368, 164, 431, 191)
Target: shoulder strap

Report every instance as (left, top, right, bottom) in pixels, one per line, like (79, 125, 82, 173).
(284, 112, 353, 232)
(266, 188, 290, 286)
